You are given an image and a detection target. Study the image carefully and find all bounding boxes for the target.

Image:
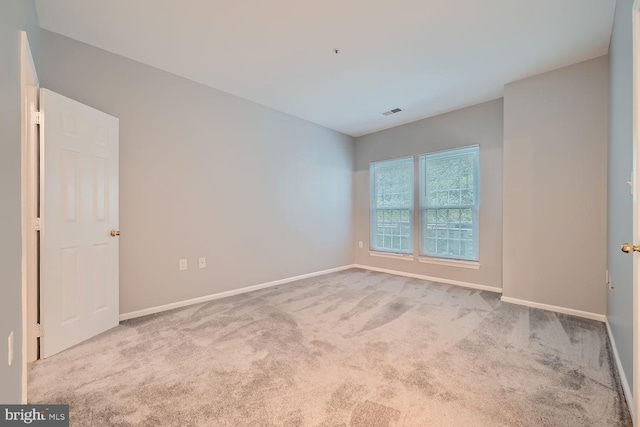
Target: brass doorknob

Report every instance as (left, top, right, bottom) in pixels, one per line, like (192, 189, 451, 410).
(621, 243, 640, 253)
(110, 230, 121, 237)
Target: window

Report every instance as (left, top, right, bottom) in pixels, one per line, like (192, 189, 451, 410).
(419, 146, 479, 261)
(370, 157, 414, 254)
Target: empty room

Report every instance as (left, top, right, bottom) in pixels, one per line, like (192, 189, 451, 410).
(2, 0, 639, 425)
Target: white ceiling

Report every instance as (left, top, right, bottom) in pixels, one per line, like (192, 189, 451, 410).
(35, 0, 615, 137)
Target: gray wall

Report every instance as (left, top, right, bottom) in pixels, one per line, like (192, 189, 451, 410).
(0, 0, 39, 404)
(40, 30, 354, 315)
(503, 56, 609, 315)
(607, 0, 634, 394)
(354, 99, 504, 289)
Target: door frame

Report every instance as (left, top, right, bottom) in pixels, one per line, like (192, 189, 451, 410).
(20, 31, 39, 404)
(634, 0, 640, 422)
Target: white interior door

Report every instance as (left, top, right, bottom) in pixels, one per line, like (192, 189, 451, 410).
(40, 88, 119, 358)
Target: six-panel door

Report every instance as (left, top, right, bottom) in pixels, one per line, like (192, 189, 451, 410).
(40, 88, 119, 358)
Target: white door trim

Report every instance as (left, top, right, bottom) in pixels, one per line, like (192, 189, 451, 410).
(633, 0, 640, 421)
(20, 31, 38, 405)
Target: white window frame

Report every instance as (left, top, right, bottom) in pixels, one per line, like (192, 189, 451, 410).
(419, 146, 479, 262)
(369, 156, 414, 254)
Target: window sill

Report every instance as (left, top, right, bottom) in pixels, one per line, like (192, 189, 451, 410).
(369, 251, 415, 261)
(417, 256, 480, 269)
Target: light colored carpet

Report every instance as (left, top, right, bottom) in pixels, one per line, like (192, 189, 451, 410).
(29, 269, 631, 426)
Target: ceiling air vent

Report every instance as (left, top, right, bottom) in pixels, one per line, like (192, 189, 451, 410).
(382, 108, 402, 116)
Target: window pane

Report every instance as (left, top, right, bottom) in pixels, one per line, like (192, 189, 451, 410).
(373, 159, 413, 209)
(461, 208, 472, 223)
(370, 157, 414, 253)
(424, 150, 475, 208)
(449, 190, 460, 205)
(372, 209, 412, 252)
(461, 189, 473, 204)
(426, 237, 436, 253)
(419, 146, 479, 260)
(426, 209, 436, 223)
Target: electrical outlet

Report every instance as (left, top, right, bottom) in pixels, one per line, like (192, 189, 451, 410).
(358, 241, 363, 249)
(8, 331, 13, 366)
(198, 257, 206, 269)
(179, 259, 188, 271)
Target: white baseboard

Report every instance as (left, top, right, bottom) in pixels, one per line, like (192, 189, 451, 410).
(500, 296, 606, 322)
(605, 319, 635, 423)
(119, 264, 356, 321)
(353, 264, 502, 293)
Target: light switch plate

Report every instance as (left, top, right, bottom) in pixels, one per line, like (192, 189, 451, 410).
(198, 257, 206, 269)
(179, 259, 188, 271)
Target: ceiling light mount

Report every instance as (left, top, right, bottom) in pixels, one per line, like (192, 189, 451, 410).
(333, 48, 340, 54)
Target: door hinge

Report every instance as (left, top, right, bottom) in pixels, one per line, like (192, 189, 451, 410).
(32, 111, 42, 125)
(36, 323, 43, 338)
(33, 217, 41, 231)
